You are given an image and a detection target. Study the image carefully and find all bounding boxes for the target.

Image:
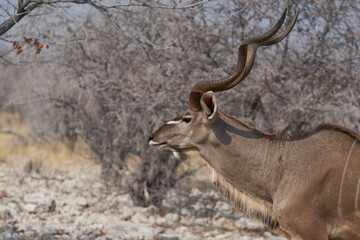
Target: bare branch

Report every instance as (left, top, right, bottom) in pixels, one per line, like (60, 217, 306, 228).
(30, 0, 88, 3)
(29, 0, 211, 9)
(92, 0, 212, 10)
(0, 1, 40, 36)
(0, 0, 211, 37)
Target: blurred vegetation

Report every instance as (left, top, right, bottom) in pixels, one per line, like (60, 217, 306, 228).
(0, 0, 359, 207)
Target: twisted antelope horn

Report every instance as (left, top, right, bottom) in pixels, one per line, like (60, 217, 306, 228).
(189, 8, 299, 111)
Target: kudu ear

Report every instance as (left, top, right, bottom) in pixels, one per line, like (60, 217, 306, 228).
(200, 91, 218, 120)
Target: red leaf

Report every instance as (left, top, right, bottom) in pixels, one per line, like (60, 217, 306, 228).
(23, 36, 33, 44)
(35, 43, 44, 55)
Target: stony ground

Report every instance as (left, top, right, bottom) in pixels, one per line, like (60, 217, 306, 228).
(0, 157, 286, 240)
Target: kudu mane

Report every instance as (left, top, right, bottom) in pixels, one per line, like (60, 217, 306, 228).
(244, 121, 360, 141)
(224, 111, 360, 141)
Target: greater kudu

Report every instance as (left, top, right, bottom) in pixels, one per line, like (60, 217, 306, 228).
(149, 9, 360, 240)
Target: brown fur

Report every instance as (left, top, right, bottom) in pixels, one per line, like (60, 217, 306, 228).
(184, 150, 287, 236)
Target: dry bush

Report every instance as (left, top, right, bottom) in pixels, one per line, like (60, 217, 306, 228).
(0, 0, 359, 208)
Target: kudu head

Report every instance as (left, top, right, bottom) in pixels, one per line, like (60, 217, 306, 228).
(149, 9, 298, 153)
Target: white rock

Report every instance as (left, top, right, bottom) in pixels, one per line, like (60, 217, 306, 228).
(155, 215, 167, 225)
(235, 217, 262, 230)
(194, 217, 208, 225)
(119, 206, 134, 220)
(180, 208, 192, 216)
(115, 194, 133, 206)
(203, 230, 220, 239)
(114, 221, 161, 239)
(74, 197, 88, 207)
(215, 200, 232, 212)
(62, 204, 80, 216)
(165, 213, 179, 222)
(64, 179, 78, 189)
(131, 212, 148, 223)
(23, 203, 36, 212)
(212, 216, 226, 227)
(174, 226, 201, 240)
(80, 223, 103, 236)
(23, 191, 45, 203)
(44, 226, 63, 235)
(6, 201, 18, 210)
(24, 230, 37, 238)
(146, 205, 158, 214)
(179, 215, 195, 225)
(1, 232, 11, 239)
(2, 209, 13, 219)
(97, 234, 114, 240)
(190, 188, 202, 196)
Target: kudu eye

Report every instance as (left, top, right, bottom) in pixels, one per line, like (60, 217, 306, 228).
(183, 117, 191, 123)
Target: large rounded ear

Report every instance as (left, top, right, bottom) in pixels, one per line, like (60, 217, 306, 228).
(200, 91, 218, 120)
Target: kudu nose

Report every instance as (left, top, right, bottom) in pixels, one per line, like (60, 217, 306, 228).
(149, 134, 154, 142)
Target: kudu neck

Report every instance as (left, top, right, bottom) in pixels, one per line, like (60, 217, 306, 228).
(197, 111, 287, 203)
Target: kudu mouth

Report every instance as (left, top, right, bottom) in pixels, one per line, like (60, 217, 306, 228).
(149, 140, 172, 151)
(149, 140, 166, 147)
(148, 134, 168, 148)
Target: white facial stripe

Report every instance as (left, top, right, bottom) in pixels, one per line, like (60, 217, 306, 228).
(166, 120, 181, 125)
(149, 140, 159, 146)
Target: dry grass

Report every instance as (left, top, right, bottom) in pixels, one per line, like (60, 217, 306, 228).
(0, 110, 208, 180)
(0, 110, 212, 195)
(0, 111, 100, 173)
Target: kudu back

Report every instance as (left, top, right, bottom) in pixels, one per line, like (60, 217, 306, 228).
(149, 9, 360, 240)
